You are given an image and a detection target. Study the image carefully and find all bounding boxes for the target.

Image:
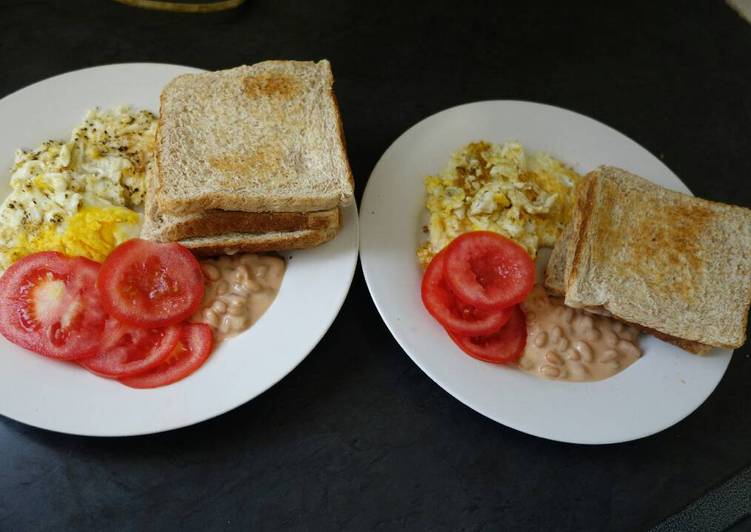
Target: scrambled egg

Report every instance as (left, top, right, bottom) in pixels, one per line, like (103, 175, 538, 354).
(0, 107, 156, 268)
(417, 141, 580, 266)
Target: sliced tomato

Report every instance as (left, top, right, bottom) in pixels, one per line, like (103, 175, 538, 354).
(448, 305, 527, 364)
(444, 231, 535, 310)
(422, 251, 513, 336)
(80, 319, 181, 378)
(97, 239, 204, 328)
(0, 252, 105, 360)
(119, 323, 213, 388)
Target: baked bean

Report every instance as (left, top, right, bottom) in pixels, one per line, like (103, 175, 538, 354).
(194, 253, 285, 341)
(202, 308, 219, 328)
(211, 300, 227, 314)
(216, 280, 229, 296)
(574, 340, 593, 362)
(568, 361, 590, 380)
(228, 303, 245, 317)
(233, 265, 249, 282)
(519, 286, 642, 383)
(616, 340, 641, 359)
(219, 316, 232, 334)
(533, 332, 548, 348)
(577, 315, 594, 332)
(602, 329, 618, 347)
(229, 315, 246, 331)
(584, 327, 601, 342)
(605, 361, 620, 372)
(223, 294, 245, 307)
(201, 263, 221, 281)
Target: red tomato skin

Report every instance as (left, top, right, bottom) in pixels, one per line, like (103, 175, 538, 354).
(119, 323, 213, 389)
(421, 251, 512, 336)
(444, 231, 535, 310)
(97, 239, 205, 329)
(0, 252, 105, 360)
(448, 305, 527, 364)
(80, 320, 181, 378)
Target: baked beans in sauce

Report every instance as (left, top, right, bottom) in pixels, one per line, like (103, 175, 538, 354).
(518, 286, 642, 381)
(193, 253, 285, 341)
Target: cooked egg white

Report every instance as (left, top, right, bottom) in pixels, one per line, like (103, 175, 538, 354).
(417, 141, 581, 266)
(0, 107, 156, 269)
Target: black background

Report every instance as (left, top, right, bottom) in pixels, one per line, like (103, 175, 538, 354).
(2, 1, 751, 530)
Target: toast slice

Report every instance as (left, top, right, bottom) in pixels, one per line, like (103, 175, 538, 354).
(544, 174, 594, 295)
(544, 173, 717, 353)
(562, 166, 751, 352)
(142, 206, 341, 242)
(544, 225, 570, 296)
(156, 60, 354, 215)
(142, 161, 341, 252)
(178, 228, 338, 257)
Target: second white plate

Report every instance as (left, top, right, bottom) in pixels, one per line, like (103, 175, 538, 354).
(359, 100, 732, 444)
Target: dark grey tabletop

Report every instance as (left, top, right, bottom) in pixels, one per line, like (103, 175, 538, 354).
(1, 1, 750, 530)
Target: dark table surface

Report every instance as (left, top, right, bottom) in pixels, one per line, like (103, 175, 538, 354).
(2, 1, 751, 530)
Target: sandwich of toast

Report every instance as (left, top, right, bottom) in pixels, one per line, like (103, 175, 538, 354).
(142, 202, 340, 242)
(142, 162, 340, 253)
(545, 166, 751, 354)
(143, 60, 352, 255)
(155, 59, 353, 215)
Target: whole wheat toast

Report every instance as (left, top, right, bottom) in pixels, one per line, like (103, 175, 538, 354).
(156, 60, 354, 214)
(544, 174, 594, 295)
(143, 206, 341, 242)
(178, 228, 338, 257)
(560, 166, 751, 352)
(142, 161, 341, 252)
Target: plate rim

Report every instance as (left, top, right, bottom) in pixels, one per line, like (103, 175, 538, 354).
(359, 99, 732, 444)
(0, 62, 360, 437)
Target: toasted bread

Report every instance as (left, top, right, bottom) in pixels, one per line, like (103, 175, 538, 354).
(559, 166, 751, 352)
(178, 228, 338, 257)
(142, 206, 341, 242)
(142, 161, 341, 251)
(155, 60, 354, 215)
(544, 174, 594, 295)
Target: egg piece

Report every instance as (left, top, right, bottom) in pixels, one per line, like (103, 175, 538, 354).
(60, 207, 141, 262)
(417, 141, 581, 266)
(0, 207, 141, 266)
(0, 107, 155, 269)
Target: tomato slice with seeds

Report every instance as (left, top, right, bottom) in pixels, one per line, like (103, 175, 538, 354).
(421, 251, 513, 336)
(97, 239, 204, 328)
(448, 305, 527, 364)
(444, 231, 535, 310)
(0, 252, 105, 360)
(119, 323, 213, 389)
(80, 319, 181, 378)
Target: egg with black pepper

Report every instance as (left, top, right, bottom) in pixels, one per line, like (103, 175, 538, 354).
(0, 107, 155, 269)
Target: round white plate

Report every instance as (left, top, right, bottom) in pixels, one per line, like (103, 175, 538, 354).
(0, 64, 359, 436)
(360, 100, 732, 445)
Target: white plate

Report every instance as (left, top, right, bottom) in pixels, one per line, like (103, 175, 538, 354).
(0, 64, 359, 436)
(360, 100, 732, 445)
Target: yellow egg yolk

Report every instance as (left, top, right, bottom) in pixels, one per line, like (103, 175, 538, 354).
(4, 206, 140, 265)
